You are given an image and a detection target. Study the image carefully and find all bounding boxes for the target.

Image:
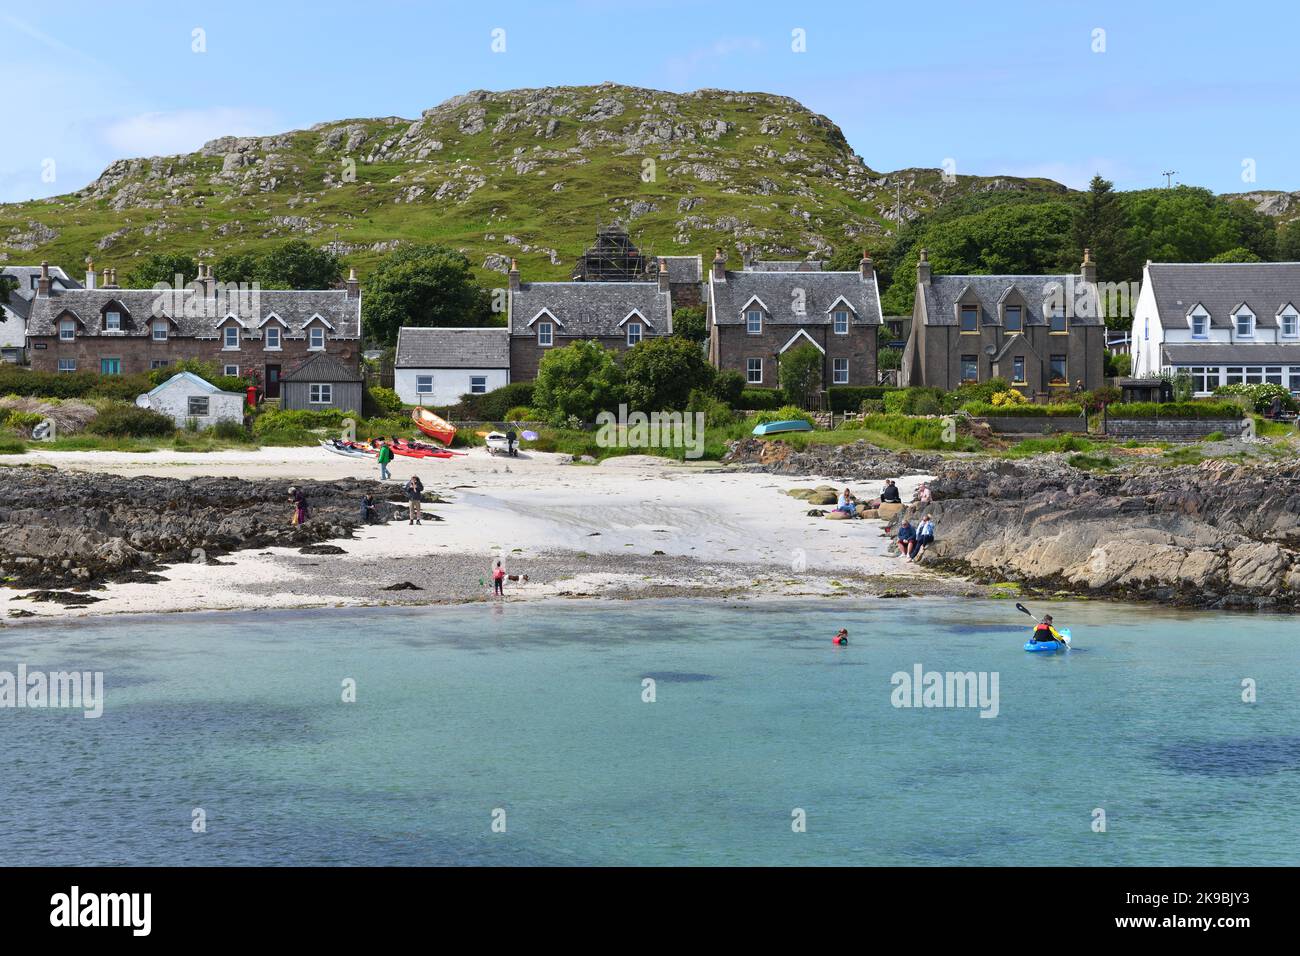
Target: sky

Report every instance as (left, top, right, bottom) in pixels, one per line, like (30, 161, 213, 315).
(3, 0, 1297, 203)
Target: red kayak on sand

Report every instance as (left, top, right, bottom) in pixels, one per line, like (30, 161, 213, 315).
(411, 407, 456, 445)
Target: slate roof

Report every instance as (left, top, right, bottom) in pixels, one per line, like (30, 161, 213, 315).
(25, 284, 360, 339)
(1162, 343, 1300, 364)
(509, 281, 671, 336)
(1147, 262, 1300, 330)
(919, 274, 1105, 327)
(1, 265, 80, 320)
(745, 260, 825, 272)
(282, 351, 362, 382)
(396, 326, 511, 368)
(660, 255, 702, 284)
(709, 268, 882, 326)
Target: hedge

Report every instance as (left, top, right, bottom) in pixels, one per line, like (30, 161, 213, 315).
(86, 406, 175, 437)
(739, 388, 786, 410)
(1106, 401, 1243, 420)
(827, 385, 898, 411)
(454, 382, 535, 420)
(964, 402, 1084, 418)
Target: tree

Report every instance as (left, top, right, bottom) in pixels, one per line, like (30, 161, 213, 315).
(778, 343, 823, 406)
(362, 245, 494, 346)
(255, 240, 343, 289)
(0, 274, 16, 328)
(671, 305, 707, 343)
(532, 340, 625, 426)
(1071, 176, 1137, 282)
(1278, 220, 1300, 261)
(622, 336, 715, 412)
(1209, 247, 1264, 263)
(125, 253, 198, 288)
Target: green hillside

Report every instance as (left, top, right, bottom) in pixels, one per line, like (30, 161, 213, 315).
(0, 83, 1068, 285)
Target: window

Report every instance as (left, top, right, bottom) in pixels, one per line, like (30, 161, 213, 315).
(1050, 310, 1067, 333)
(1191, 313, 1208, 337)
(309, 384, 333, 404)
(538, 322, 553, 347)
(100, 358, 121, 376)
(1049, 355, 1067, 384)
(960, 354, 978, 383)
(308, 326, 325, 350)
(1225, 366, 1244, 386)
(626, 322, 642, 346)
(1266, 366, 1283, 386)
(223, 365, 239, 377)
(264, 326, 281, 350)
(416, 375, 433, 394)
(470, 375, 488, 395)
(152, 321, 168, 341)
(1283, 312, 1298, 337)
(1290, 367, 1300, 394)
(746, 309, 762, 334)
(1012, 356, 1025, 383)
(150, 359, 170, 370)
(105, 311, 121, 331)
(59, 318, 76, 341)
(1245, 366, 1263, 385)
(746, 358, 763, 384)
(832, 358, 848, 384)
(833, 310, 849, 335)
(1236, 312, 1254, 337)
(223, 326, 240, 349)
(960, 306, 978, 332)
(1004, 306, 1022, 332)
(188, 396, 210, 417)
(1189, 366, 1219, 393)
(58, 358, 76, 373)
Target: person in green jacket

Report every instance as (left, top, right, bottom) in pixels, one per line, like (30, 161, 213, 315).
(377, 440, 393, 480)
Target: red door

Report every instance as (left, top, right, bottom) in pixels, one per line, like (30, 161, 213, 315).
(265, 364, 281, 399)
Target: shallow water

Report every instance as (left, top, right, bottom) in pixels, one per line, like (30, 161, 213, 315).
(2, 599, 1295, 865)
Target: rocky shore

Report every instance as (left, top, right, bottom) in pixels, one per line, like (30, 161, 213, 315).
(0, 465, 393, 588)
(724, 440, 1300, 611)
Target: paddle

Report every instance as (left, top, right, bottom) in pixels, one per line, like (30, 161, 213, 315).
(1016, 602, 1070, 647)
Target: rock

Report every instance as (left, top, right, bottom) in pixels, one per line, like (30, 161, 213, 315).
(7, 609, 36, 618)
(825, 510, 849, 520)
(17, 590, 103, 605)
(382, 581, 423, 591)
(299, 545, 347, 555)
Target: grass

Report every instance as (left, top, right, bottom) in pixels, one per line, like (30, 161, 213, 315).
(1001, 434, 1099, 457)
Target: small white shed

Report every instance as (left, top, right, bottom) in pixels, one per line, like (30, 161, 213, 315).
(138, 371, 245, 429)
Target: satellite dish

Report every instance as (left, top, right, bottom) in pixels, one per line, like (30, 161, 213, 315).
(135, 394, 151, 409)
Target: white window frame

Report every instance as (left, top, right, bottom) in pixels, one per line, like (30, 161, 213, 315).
(1012, 356, 1026, 383)
(1190, 310, 1208, 338)
(626, 322, 642, 346)
(104, 311, 121, 331)
(223, 326, 240, 350)
(833, 310, 849, 335)
(746, 309, 762, 335)
(1281, 311, 1298, 337)
(746, 357, 763, 384)
(59, 318, 76, 341)
(308, 383, 333, 405)
(470, 375, 488, 395)
(416, 375, 433, 394)
(152, 321, 168, 342)
(1235, 310, 1254, 338)
(538, 321, 554, 347)
(223, 365, 240, 377)
(150, 359, 171, 370)
(832, 357, 849, 384)
(308, 326, 326, 350)
(57, 358, 76, 372)
(188, 396, 210, 417)
(264, 326, 282, 350)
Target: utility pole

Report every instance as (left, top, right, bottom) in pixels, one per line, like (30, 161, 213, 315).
(1161, 170, 1178, 188)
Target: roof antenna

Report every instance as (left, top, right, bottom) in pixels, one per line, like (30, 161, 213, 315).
(1161, 170, 1178, 188)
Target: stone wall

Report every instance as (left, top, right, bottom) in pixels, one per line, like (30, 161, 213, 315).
(1104, 418, 1246, 440)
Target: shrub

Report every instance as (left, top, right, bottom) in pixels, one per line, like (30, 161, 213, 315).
(687, 389, 738, 428)
(533, 341, 625, 426)
(828, 386, 896, 413)
(964, 402, 1084, 417)
(1107, 401, 1243, 420)
(951, 377, 1011, 408)
(710, 370, 746, 407)
(6, 410, 44, 434)
(884, 386, 947, 415)
(1214, 382, 1298, 413)
(989, 389, 1029, 407)
(252, 408, 347, 435)
(1204, 430, 1226, 442)
(749, 405, 816, 426)
(210, 419, 252, 441)
(0, 367, 97, 398)
(0, 432, 26, 455)
(738, 388, 786, 410)
(623, 336, 715, 412)
(860, 399, 886, 414)
(87, 405, 175, 437)
(1105, 352, 1132, 377)
(459, 381, 535, 420)
(1078, 385, 1122, 413)
(777, 343, 822, 405)
(365, 385, 404, 417)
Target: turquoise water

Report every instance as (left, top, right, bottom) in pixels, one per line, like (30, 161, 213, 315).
(2, 599, 1296, 866)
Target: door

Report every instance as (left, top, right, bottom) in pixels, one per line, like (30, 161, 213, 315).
(100, 357, 121, 375)
(265, 364, 281, 399)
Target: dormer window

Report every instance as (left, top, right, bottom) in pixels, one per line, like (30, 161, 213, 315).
(1004, 305, 1022, 332)
(1190, 310, 1208, 338)
(59, 318, 77, 341)
(1050, 308, 1067, 333)
(833, 310, 849, 334)
(626, 322, 642, 346)
(538, 321, 553, 347)
(960, 305, 978, 332)
(308, 326, 325, 350)
(264, 326, 281, 350)
(746, 309, 762, 334)
(223, 326, 240, 349)
(1235, 309, 1254, 338)
(105, 311, 121, 331)
(1282, 310, 1298, 337)
(151, 320, 168, 342)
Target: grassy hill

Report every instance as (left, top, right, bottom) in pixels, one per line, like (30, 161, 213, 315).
(0, 83, 1069, 285)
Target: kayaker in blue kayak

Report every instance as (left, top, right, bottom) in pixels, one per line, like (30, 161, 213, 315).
(1030, 614, 1065, 644)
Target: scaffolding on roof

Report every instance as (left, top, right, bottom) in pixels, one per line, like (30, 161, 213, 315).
(571, 222, 657, 282)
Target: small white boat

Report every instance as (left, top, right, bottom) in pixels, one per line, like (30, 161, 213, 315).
(484, 431, 510, 455)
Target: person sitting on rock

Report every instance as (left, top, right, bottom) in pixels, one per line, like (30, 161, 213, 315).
(916, 483, 933, 505)
(836, 487, 858, 517)
(1031, 615, 1064, 644)
(896, 519, 916, 559)
(360, 493, 379, 525)
(912, 514, 935, 562)
(880, 480, 902, 504)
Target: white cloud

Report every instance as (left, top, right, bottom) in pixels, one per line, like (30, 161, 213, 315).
(663, 36, 764, 86)
(101, 107, 280, 159)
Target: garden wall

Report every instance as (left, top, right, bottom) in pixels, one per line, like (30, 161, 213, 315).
(1103, 418, 1247, 440)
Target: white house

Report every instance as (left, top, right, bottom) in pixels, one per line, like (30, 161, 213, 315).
(1131, 261, 1300, 396)
(1, 264, 80, 362)
(394, 327, 510, 406)
(137, 371, 245, 429)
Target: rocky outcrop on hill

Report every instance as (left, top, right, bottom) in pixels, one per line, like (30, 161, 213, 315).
(724, 440, 1300, 610)
(0, 467, 390, 588)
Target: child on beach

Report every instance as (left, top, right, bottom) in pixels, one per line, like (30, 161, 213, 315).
(290, 487, 309, 525)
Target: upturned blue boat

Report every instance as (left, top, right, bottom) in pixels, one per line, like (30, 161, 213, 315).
(752, 419, 814, 436)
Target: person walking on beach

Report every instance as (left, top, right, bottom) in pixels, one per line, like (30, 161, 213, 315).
(405, 475, 424, 525)
(492, 560, 506, 597)
(290, 487, 309, 525)
(506, 426, 518, 458)
(377, 440, 393, 481)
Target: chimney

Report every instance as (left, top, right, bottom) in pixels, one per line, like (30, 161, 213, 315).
(85, 260, 97, 290)
(346, 267, 360, 299)
(37, 261, 50, 297)
(916, 248, 931, 286)
(508, 258, 520, 292)
(103, 267, 118, 289)
(657, 257, 671, 293)
(711, 247, 727, 282)
(859, 248, 873, 281)
(1080, 247, 1097, 285)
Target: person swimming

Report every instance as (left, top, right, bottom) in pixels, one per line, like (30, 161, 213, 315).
(833, 628, 849, 646)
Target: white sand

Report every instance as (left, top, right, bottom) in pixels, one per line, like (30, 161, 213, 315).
(2, 446, 935, 619)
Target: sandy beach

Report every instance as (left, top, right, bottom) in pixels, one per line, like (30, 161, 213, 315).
(1, 445, 948, 620)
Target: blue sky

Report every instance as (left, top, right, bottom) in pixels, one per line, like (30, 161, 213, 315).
(3, 0, 1296, 203)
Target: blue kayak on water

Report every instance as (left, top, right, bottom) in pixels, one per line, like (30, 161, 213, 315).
(752, 419, 813, 436)
(1024, 627, 1071, 652)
